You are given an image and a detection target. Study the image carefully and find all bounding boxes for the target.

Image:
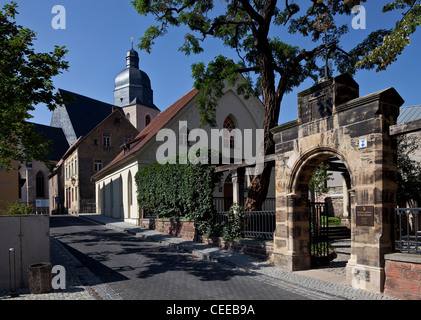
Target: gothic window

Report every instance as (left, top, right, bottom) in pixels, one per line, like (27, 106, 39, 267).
(223, 116, 236, 148)
(145, 114, 151, 127)
(36, 171, 45, 198)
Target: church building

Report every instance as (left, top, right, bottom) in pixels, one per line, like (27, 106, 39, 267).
(92, 71, 275, 224)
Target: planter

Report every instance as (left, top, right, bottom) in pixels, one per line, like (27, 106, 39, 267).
(28, 263, 52, 294)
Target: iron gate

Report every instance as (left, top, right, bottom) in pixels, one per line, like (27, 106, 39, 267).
(308, 202, 330, 267)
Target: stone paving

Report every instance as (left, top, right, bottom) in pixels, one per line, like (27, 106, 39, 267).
(0, 236, 120, 300)
(0, 214, 398, 300)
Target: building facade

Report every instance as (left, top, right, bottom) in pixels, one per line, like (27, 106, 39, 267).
(50, 109, 139, 214)
(92, 83, 273, 224)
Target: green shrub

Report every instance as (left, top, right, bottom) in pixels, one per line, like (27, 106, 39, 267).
(221, 204, 244, 241)
(0, 202, 34, 215)
(135, 150, 222, 235)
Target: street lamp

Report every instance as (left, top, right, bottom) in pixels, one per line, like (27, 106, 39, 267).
(71, 177, 76, 186)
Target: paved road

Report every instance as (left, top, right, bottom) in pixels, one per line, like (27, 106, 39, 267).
(50, 215, 338, 300)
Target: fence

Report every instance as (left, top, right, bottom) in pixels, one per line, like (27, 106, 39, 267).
(215, 210, 276, 240)
(395, 208, 421, 254)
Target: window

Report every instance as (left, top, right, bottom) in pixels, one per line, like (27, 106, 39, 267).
(145, 114, 151, 127)
(94, 139, 98, 146)
(36, 172, 45, 198)
(125, 135, 132, 143)
(94, 160, 103, 172)
(179, 126, 189, 146)
(223, 116, 236, 148)
(103, 133, 110, 147)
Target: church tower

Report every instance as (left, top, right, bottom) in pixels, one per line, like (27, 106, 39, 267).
(114, 45, 160, 132)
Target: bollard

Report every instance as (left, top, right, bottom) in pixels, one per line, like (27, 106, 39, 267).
(8, 248, 18, 298)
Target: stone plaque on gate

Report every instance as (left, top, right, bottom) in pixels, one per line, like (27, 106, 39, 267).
(356, 206, 374, 227)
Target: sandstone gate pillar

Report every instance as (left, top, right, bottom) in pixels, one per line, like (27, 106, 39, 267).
(271, 74, 404, 293)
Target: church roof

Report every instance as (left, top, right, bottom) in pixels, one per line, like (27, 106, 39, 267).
(54, 89, 123, 139)
(93, 88, 199, 179)
(398, 105, 421, 124)
(31, 123, 69, 161)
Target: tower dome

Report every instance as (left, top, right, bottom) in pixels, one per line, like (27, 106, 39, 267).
(113, 46, 156, 109)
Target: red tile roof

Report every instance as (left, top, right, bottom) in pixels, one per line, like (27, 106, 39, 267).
(93, 89, 199, 179)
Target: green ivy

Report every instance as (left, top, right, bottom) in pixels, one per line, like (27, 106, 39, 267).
(135, 151, 222, 235)
(220, 204, 245, 241)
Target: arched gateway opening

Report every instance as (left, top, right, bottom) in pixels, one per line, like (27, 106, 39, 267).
(289, 149, 352, 269)
(271, 74, 404, 293)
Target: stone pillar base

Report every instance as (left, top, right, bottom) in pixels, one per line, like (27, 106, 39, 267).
(346, 262, 385, 293)
(273, 252, 311, 271)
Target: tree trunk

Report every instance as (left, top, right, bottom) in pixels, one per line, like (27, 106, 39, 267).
(244, 35, 280, 211)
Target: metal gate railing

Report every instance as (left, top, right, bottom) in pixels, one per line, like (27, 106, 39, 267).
(309, 202, 330, 267)
(215, 210, 276, 240)
(395, 208, 421, 254)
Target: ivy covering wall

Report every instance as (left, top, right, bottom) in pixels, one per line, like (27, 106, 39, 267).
(135, 153, 221, 235)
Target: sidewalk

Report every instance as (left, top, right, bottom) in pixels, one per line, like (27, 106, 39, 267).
(77, 213, 396, 300)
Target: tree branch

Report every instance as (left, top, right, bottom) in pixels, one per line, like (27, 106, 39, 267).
(238, 0, 265, 25)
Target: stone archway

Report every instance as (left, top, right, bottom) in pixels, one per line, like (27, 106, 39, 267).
(288, 148, 352, 268)
(271, 74, 404, 293)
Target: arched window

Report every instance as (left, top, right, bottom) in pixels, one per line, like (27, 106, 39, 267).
(145, 114, 151, 127)
(179, 126, 190, 146)
(36, 171, 45, 198)
(223, 116, 236, 148)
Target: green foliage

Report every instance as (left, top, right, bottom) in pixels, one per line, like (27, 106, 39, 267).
(220, 204, 245, 241)
(0, 1, 69, 169)
(309, 163, 333, 197)
(135, 151, 221, 234)
(356, 0, 421, 72)
(397, 135, 421, 207)
(0, 202, 34, 215)
(132, 0, 420, 210)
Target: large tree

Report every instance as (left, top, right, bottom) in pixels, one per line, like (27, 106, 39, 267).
(0, 2, 69, 170)
(132, 0, 421, 211)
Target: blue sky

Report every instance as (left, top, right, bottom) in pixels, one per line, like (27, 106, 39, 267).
(11, 0, 421, 126)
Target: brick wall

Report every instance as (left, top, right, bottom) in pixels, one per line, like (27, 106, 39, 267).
(139, 218, 196, 241)
(384, 253, 421, 300)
